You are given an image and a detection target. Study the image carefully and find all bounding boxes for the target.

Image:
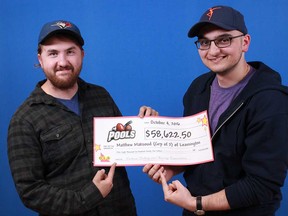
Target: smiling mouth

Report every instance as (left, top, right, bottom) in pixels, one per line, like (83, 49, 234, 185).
(56, 70, 73, 76)
(209, 56, 226, 63)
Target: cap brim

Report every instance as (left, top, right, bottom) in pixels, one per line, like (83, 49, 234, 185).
(39, 29, 84, 46)
(188, 21, 236, 38)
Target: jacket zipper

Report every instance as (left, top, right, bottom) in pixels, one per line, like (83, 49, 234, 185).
(211, 102, 244, 140)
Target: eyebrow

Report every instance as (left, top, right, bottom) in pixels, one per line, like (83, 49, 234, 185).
(198, 33, 233, 40)
(46, 46, 77, 53)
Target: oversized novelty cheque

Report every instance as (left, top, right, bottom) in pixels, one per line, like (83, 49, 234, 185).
(93, 111, 214, 166)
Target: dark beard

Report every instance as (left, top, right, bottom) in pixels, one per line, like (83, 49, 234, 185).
(49, 74, 79, 90)
(46, 65, 81, 90)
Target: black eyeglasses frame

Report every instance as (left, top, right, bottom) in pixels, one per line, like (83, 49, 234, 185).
(194, 34, 245, 50)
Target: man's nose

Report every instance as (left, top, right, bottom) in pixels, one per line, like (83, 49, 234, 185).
(208, 41, 220, 53)
(58, 54, 68, 65)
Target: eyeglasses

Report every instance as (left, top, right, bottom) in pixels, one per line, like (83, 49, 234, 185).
(194, 34, 245, 50)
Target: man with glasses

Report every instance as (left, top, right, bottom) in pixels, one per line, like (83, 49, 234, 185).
(143, 5, 288, 215)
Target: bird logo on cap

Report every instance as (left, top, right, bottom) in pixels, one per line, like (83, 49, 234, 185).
(52, 21, 72, 29)
(207, 7, 221, 20)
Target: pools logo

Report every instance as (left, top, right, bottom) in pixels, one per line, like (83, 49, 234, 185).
(107, 120, 136, 142)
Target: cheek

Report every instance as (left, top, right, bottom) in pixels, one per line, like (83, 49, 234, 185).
(198, 51, 206, 60)
(76, 59, 83, 66)
(72, 57, 83, 69)
(40, 60, 56, 71)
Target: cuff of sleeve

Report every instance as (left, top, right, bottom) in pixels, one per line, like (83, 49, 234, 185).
(225, 182, 252, 209)
(80, 181, 104, 209)
(225, 186, 237, 209)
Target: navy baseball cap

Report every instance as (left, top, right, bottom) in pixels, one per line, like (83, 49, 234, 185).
(188, 6, 248, 38)
(38, 20, 84, 46)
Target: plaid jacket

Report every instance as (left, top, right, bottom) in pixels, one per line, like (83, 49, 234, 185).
(8, 78, 137, 216)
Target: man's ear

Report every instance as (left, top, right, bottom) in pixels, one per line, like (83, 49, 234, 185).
(242, 34, 251, 53)
(37, 54, 43, 67)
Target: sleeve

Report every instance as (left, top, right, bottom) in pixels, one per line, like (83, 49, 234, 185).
(7, 116, 104, 215)
(225, 90, 288, 209)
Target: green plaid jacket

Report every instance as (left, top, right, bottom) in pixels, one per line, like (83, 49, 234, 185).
(8, 78, 137, 216)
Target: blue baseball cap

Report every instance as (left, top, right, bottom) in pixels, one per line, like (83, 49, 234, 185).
(188, 6, 248, 38)
(38, 20, 84, 46)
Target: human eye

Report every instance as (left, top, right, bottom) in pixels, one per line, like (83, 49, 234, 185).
(48, 51, 58, 57)
(67, 49, 76, 56)
(196, 39, 210, 49)
(216, 37, 230, 45)
(199, 39, 210, 46)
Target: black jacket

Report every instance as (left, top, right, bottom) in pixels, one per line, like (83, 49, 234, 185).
(183, 62, 288, 216)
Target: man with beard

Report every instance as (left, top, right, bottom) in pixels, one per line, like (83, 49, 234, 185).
(7, 20, 157, 216)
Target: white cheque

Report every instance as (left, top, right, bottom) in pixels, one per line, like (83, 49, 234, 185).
(93, 110, 214, 166)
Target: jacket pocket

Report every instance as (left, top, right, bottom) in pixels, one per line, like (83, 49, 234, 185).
(40, 124, 79, 164)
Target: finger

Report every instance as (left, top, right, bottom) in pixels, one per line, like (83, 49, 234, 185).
(107, 163, 116, 179)
(95, 169, 106, 181)
(138, 106, 151, 118)
(143, 164, 153, 173)
(143, 107, 152, 116)
(153, 110, 159, 116)
(171, 180, 182, 188)
(152, 166, 164, 182)
(159, 171, 169, 191)
(148, 164, 161, 177)
(157, 167, 165, 183)
(168, 183, 177, 191)
(149, 109, 159, 117)
(152, 172, 160, 182)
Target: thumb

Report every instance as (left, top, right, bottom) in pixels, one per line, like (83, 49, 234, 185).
(95, 169, 106, 181)
(171, 180, 182, 188)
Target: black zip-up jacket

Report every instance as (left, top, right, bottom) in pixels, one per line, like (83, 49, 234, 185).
(182, 62, 288, 216)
